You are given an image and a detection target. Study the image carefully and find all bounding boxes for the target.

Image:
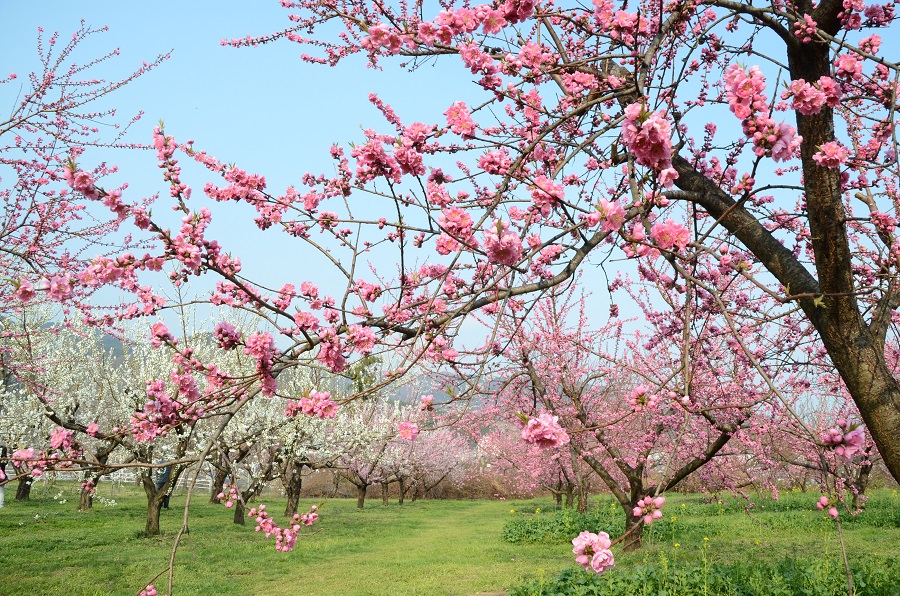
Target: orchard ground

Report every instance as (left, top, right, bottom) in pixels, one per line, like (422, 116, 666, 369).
(0, 485, 898, 595)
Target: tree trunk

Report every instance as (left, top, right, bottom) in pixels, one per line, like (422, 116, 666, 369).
(398, 478, 406, 505)
(852, 451, 874, 511)
(15, 475, 32, 500)
(356, 484, 367, 509)
(145, 495, 163, 536)
(622, 513, 645, 552)
(565, 482, 575, 508)
(233, 500, 246, 525)
(283, 467, 303, 517)
(381, 482, 389, 506)
(577, 480, 588, 513)
(553, 491, 562, 508)
(78, 480, 95, 512)
(209, 466, 228, 505)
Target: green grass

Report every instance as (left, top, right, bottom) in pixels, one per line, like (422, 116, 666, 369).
(0, 485, 897, 595)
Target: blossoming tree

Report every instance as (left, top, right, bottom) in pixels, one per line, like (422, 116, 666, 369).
(50, 0, 900, 485)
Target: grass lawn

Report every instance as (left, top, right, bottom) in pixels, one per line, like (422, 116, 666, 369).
(0, 483, 897, 595)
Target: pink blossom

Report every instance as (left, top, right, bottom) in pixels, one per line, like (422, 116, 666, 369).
(633, 495, 665, 524)
(822, 420, 865, 459)
(521, 412, 570, 449)
(621, 103, 677, 185)
(420, 394, 435, 410)
(444, 101, 476, 138)
(483, 220, 523, 266)
(812, 142, 850, 169)
(214, 321, 242, 349)
(149, 322, 175, 348)
(14, 278, 36, 302)
(530, 176, 565, 216)
(398, 421, 419, 440)
(597, 199, 626, 233)
(572, 530, 615, 574)
(86, 423, 100, 437)
(650, 219, 691, 251)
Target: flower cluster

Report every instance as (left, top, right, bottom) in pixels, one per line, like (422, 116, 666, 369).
(627, 384, 660, 411)
(723, 65, 801, 162)
(633, 495, 665, 524)
(822, 419, 865, 459)
(213, 321, 242, 350)
(286, 390, 338, 419)
(483, 220, 523, 266)
(620, 103, 678, 187)
(816, 495, 840, 519)
(649, 219, 691, 253)
(521, 412, 570, 449)
(572, 530, 615, 574)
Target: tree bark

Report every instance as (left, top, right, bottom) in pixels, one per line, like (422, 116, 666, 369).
(282, 462, 303, 517)
(145, 495, 163, 536)
(356, 484, 367, 509)
(622, 512, 645, 552)
(78, 475, 97, 512)
(209, 466, 228, 505)
(398, 478, 406, 505)
(233, 500, 246, 525)
(381, 482, 389, 506)
(15, 475, 31, 500)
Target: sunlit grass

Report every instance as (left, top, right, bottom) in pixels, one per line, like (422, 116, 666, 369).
(0, 484, 897, 595)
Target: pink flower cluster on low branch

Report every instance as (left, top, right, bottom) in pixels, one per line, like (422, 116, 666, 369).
(816, 495, 840, 519)
(572, 530, 615, 574)
(216, 486, 320, 552)
(633, 495, 665, 524)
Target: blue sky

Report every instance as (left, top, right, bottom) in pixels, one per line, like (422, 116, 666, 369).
(2, 2, 486, 304)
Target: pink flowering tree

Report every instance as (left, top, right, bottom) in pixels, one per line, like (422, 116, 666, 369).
(461, 283, 806, 550)
(203, 0, 900, 486)
(46, 0, 900, 486)
(0, 23, 164, 325)
(476, 423, 588, 507)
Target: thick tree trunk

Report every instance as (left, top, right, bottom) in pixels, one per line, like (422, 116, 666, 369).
(381, 482, 389, 506)
(356, 484, 367, 509)
(15, 475, 32, 500)
(145, 495, 163, 536)
(622, 511, 645, 552)
(233, 500, 246, 525)
(553, 491, 562, 508)
(398, 478, 406, 505)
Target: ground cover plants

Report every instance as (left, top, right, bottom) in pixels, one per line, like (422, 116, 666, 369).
(0, 485, 897, 595)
